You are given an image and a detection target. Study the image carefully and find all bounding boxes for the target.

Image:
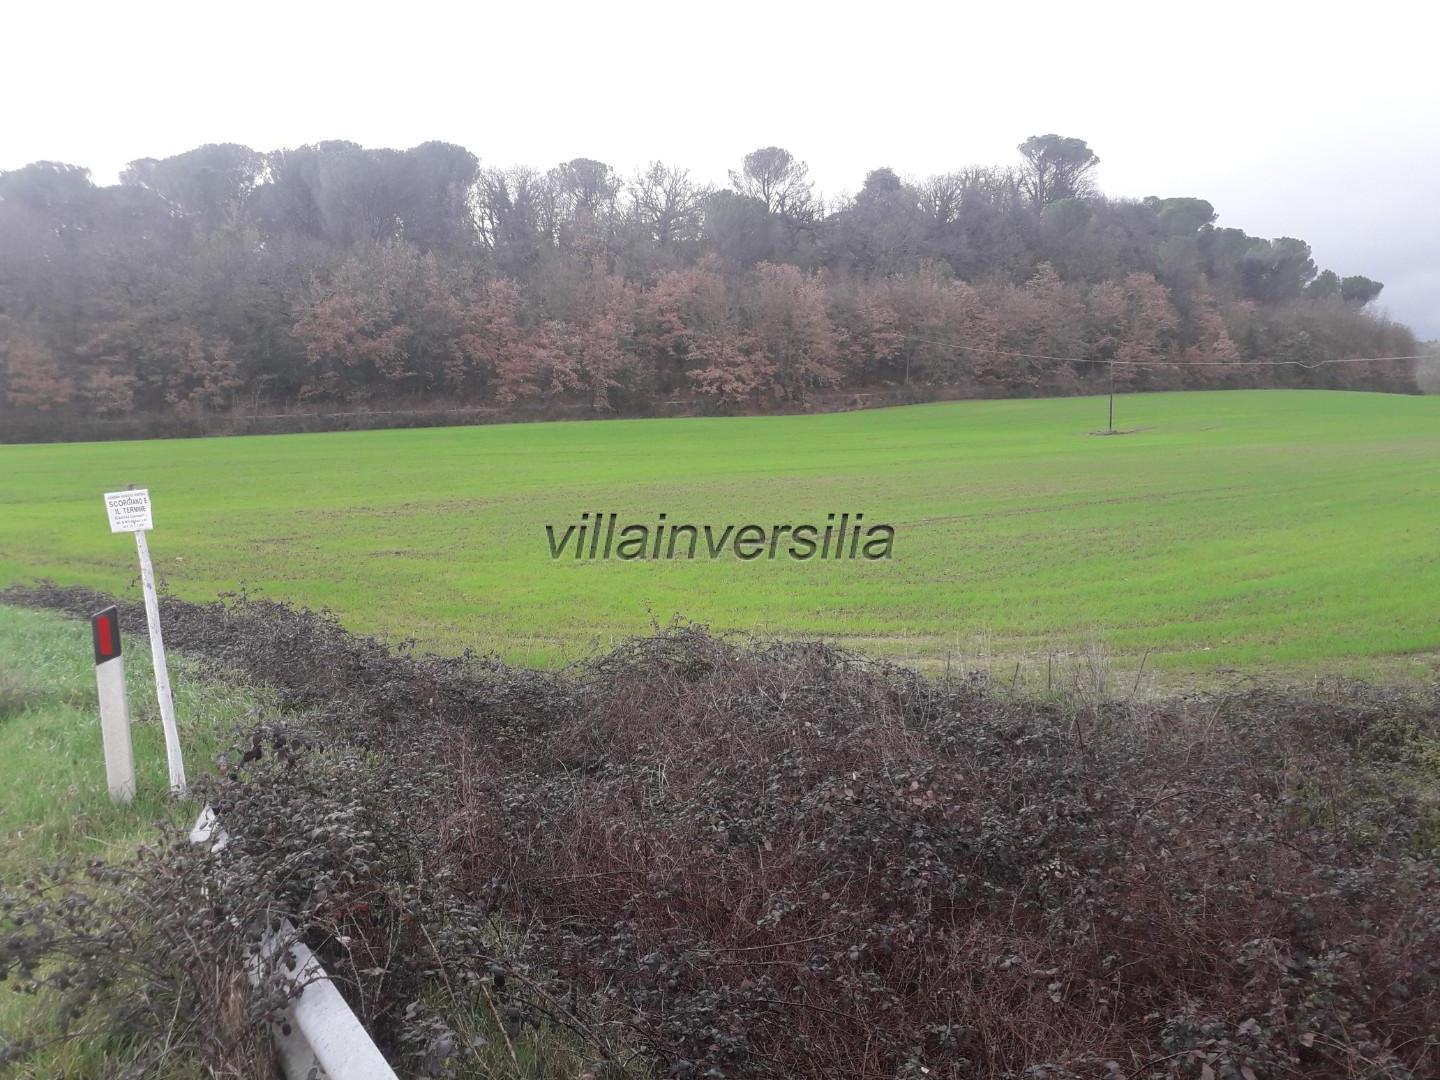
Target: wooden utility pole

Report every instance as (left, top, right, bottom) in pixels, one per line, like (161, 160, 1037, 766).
(1107, 361, 1116, 434)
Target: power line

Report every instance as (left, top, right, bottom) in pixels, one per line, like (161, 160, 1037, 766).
(1110, 355, 1422, 369)
(891, 335, 1427, 435)
(900, 334, 1427, 370)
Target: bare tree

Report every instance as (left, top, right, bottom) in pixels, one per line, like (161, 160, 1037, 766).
(628, 161, 710, 248)
(918, 172, 966, 228)
(474, 166, 547, 274)
(544, 158, 622, 250)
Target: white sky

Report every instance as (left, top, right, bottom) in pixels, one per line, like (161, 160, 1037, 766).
(4, 0, 1437, 337)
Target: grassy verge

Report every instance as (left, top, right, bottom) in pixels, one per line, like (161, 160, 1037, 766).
(0, 603, 615, 1078)
(0, 604, 271, 1077)
(0, 604, 262, 879)
(6, 591, 1439, 1077)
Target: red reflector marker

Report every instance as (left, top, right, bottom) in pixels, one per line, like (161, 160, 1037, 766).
(92, 606, 122, 664)
(90, 603, 134, 803)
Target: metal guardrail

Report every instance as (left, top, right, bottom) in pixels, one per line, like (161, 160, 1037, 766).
(190, 806, 398, 1080)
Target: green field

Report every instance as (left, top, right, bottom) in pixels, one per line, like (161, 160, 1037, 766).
(3, 389, 1438, 683)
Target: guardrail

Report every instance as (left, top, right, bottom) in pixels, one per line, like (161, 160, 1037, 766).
(190, 806, 398, 1080)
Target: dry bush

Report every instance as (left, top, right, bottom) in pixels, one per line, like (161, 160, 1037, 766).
(3, 585, 1440, 1079)
(453, 631, 1440, 1078)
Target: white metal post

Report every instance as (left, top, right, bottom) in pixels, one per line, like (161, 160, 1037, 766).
(135, 528, 186, 794)
(95, 657, 135, 803)
(92, 606, 136, 804)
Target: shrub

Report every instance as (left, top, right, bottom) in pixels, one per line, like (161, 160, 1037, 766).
(3, 584, 1439, 1078)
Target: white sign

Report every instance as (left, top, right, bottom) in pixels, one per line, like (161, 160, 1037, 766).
(104, 489, 153, 533)
(101, 485, 186, 793)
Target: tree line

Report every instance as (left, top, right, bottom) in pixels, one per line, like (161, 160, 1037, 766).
(0, 135, 1419, 435)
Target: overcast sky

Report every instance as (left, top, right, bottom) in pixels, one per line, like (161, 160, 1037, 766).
(5, 0, 1436, 338)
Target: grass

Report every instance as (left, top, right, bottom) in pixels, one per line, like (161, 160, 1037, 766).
(0, 604, 266, 1077)
(0, 605, 602, 1078)
(2, 389, 1439, 684)
(0, 606, 254, 880)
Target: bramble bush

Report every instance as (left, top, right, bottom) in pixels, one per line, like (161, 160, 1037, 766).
(2, 584, 1439, 1078)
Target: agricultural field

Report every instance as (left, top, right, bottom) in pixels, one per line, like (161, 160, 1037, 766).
(5, 389, 1440, 1078)
(3, 388, 1439, 686)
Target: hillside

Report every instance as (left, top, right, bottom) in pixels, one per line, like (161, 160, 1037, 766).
(0, 137, 1418, 442)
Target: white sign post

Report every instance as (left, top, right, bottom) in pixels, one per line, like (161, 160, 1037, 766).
(104, 488, 187, 794)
